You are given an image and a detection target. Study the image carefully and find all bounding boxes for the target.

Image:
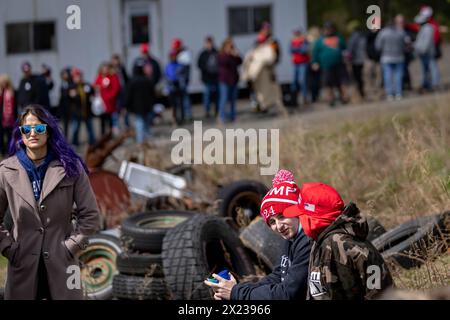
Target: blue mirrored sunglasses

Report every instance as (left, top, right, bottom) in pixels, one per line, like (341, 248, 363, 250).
(19, 124, 48, 135)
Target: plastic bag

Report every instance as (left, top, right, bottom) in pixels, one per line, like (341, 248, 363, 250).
(91, 94, 106, 116)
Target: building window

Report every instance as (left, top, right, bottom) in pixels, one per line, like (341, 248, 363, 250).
(33, 22, 55, 51)
(228, 5, 272, 36)
(6, 21, 56, 54)
(131, 15, 150, 44)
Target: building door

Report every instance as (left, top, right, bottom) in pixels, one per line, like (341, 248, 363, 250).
(123, 0, 160, 74)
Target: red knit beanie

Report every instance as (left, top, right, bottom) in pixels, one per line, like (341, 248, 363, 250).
(260, 170, 300, 224)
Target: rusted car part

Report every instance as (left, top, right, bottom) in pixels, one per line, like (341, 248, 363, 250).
(162, 214, 255, 300)
(88, 170, 133, 229)
(119, 161, 187, 199)
(78, 234, 122, 300)
(85, 130, 134, 169)
(216, 180, 269, 230)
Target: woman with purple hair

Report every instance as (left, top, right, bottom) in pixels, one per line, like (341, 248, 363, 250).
(0, 104, 100, 299)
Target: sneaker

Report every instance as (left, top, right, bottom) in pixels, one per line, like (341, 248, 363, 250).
(386, 95, 394, 102)
(395, 94, 402, 101)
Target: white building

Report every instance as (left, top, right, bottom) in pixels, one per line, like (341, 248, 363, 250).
(0, 0, 307, 105)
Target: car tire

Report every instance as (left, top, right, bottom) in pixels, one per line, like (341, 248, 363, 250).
(217, 180, 268, 230)
(239, 217, 285, 271)
(116, 252, 163, 277)
(372, 214, 447, 269)
(121, 211, 193, 253)
(366, 216, 387, 242)
(112, 274, 170, 300)
(162, 214, 255, 300)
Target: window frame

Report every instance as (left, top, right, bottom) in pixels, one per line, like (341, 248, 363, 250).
(5, 20, 56, 55)
(228, 4, 272, 36)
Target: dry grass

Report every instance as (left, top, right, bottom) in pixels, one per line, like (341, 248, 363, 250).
(195, 96, 450, 229)
(191, 95, 450, 290)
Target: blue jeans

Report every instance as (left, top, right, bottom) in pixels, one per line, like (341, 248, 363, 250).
(71, 116, 95, 146)
(181, 88, 192, 120)
(133, 113, 152, 144)
(218, 83, 238, 122)
(291, 63, 308, 98)
(203, 82, 219, 115)
(419, 54, 440, 89)
(382, 62, 404, 96)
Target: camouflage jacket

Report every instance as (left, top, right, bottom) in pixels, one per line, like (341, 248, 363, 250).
(307, 202, 393, 300)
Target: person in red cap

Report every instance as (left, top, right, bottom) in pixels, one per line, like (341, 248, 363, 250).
(132, 43, 161, 85)
(283, 182, 393, 299)
(204, 169, 311, 300)
(169, 37, 193, 122)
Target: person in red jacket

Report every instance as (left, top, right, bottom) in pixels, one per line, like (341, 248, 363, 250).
(93, 62, 121, 136)
(0, 74, 16, 156)
(290, 28, 310, 106)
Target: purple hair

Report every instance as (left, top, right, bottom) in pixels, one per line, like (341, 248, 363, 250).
(8, 104, 89, 177)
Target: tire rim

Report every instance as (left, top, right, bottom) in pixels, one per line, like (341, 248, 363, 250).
(78, 243, 119, 298)
(227, 191, 262, 229)
(137, 216, 189, 229)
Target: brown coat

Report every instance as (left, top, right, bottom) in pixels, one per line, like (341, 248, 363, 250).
(0, 155, 100, 300)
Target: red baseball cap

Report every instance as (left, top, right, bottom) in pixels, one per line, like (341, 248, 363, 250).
(140, 43, 150, 54)
(171, 38, 182, 50)
(284, 182, 344, 239)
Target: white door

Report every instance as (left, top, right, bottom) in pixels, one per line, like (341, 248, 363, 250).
(123, 0, 161, 73)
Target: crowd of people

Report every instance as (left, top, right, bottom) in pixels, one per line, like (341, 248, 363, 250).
(0, 5, 444, 153)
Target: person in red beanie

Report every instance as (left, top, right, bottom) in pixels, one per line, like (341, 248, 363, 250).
(283, 182, 393, 299)
(204, 169, 311, 300)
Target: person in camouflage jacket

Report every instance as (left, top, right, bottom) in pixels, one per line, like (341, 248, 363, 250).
(284, 182, 393, 300)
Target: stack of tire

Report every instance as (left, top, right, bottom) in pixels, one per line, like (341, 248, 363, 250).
(159, 180, 270, 300)
(112, 210, 193, 300)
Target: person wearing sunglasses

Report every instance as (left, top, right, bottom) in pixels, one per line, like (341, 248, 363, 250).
(0, 104, 100, 299)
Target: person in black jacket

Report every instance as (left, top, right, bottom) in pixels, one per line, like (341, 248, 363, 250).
(68, 68, 96, 146)
(205, 169, 311, 300)
(197, 36, 219, 118)
(58, 67, 72, 138)
(40, 64, 54, 110)
(111, 54, 130, 130)
(16, 62, 42, 113)
(133, 43, 161, 86)
(125, 60, 155, 144)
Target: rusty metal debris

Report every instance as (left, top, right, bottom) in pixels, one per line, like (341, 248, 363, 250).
(85, 130, 134, 170)
(88, 169, 141, 229)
